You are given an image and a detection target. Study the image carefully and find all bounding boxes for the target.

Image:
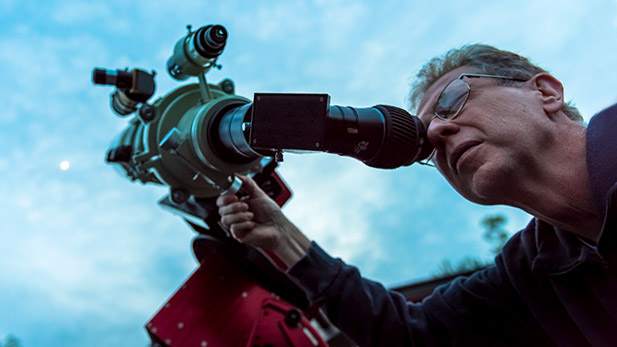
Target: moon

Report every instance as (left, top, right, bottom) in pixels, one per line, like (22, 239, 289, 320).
(60, 160, 70, 171)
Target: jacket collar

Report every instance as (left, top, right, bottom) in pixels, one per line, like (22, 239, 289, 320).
(531, 103, 617, 274)
(531, 219, 607, 274)
(586, 103, 617, 220)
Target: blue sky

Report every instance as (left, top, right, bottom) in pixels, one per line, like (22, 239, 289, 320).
(1, 0, 616, 345)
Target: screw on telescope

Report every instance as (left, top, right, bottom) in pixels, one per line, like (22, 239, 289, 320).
(284, 309, 301, 328)
(139, 104, 155, 122)
(171, 188, 189, 204)
(274, 149, 284, 162)
(219, 79, 235, 94)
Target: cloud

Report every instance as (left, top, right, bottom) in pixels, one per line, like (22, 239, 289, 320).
(0, 0, 16, 12)
(51, 1, 113, 25)
(0, 23, 196, 345)
(280, 154, 388, 265)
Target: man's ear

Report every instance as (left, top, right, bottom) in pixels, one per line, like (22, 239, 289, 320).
(530, 73, 564, 115)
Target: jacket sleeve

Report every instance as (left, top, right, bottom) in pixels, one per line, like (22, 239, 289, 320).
(287, 242, 552, 346)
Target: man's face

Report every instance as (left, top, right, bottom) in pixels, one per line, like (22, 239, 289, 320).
(417, 66, 549, 205)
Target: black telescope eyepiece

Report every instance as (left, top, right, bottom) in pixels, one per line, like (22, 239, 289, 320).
(92, 68, 132, 89)
(92, 67, 156, 116)
(194, 25, 228, 58)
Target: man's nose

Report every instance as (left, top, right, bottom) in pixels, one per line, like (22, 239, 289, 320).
(426, 117, 460, 149)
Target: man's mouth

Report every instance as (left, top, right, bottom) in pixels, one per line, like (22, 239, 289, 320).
(449, 141, 482, 173)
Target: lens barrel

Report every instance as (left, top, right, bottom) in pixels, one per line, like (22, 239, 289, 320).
(215, 94, 433, 169)
(367, 105, 433, 168)
(326, 104, 433, 168)
(194, 25, 227, 58)
(111, 90, 138, 116)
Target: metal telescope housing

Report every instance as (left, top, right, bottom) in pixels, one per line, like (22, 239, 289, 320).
(91, 23, 434, 347)
(93, 24, 433, 207)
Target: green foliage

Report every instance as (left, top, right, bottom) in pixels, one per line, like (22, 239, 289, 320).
(481, 214, 509, 255)
(435, 257, 487, 277)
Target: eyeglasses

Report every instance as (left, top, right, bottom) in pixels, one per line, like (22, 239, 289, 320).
(433, 73, 527, 121)
(419, 73, 527, 167)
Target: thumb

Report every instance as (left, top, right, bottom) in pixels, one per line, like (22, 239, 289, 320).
(236, 174, 268, 199)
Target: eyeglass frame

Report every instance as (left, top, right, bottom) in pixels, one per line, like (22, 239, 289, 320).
(418, 73, 528, 166)
(433, 73, 528, 121)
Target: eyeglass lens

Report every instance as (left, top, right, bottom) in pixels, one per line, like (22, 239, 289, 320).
(434, 79, 470, 120)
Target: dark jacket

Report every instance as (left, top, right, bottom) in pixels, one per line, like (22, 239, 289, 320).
(288, 104, 617, 346)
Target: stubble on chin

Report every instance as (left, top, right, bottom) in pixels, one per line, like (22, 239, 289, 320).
(466, 158, 518, 206)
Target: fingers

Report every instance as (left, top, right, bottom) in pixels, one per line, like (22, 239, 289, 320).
(216, 193, 238, 207)
(217, 191, 256, 234)
(216, 175, 276, 246)
(221, 210, 253, 226)
(228, 221, 257, 241)
(218, 200, 249, 216)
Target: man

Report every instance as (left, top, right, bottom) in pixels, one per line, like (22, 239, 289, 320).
(217, 44, 617, 346)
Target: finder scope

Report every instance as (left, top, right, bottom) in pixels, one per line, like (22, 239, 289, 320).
(167, 24, 228, 81)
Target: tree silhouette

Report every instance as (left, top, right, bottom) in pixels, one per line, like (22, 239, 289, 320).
(435, 256, 486, 276)
(481, 214, 509, 255)
(434, 214, 509, 277)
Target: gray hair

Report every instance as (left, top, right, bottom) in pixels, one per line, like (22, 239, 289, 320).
(409, 44, 583, 122)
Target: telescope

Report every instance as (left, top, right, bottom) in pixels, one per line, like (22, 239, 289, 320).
(93, 24, 432, 347)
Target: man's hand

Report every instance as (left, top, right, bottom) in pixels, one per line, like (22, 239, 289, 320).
(216, 175, 311, 267)
(217, 175, 285, 249)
